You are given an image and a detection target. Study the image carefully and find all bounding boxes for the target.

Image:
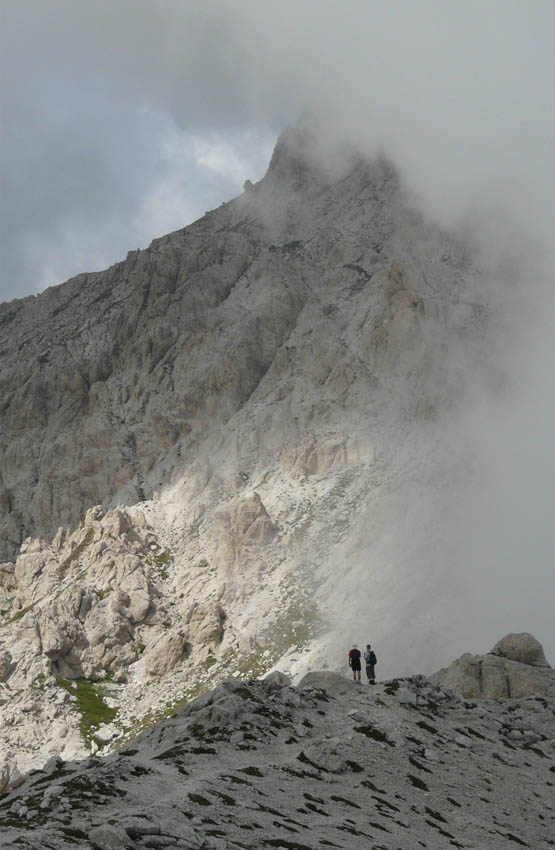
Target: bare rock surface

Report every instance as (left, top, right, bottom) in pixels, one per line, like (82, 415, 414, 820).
(430, 634, 554, 699)
(1, 671, 553, 849)
(491, 632, 550, 667)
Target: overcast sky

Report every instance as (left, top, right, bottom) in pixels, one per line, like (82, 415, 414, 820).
(1, 0, 554, 303)
(1, 1, 554, 659)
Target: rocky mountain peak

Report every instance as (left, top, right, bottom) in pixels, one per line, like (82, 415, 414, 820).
(0, 124, 454, 562)
(265, 124, 315, 179)
(262, 122, 399, 204)
(1, 127, 538, 804)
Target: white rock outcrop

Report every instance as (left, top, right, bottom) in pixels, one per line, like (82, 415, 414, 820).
(430, 634, 554, 699)
(490, 631, 550, 667)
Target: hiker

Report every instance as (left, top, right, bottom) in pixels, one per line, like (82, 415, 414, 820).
(364, 644, 377, 684)
(348, 644, 362, 682)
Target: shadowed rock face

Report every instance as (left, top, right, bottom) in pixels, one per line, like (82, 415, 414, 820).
(0, 669, 553, 850)
(430, 633, 554, 699)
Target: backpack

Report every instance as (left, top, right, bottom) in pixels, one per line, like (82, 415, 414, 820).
(364, 650, 377, 665)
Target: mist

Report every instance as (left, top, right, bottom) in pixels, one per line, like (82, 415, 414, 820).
(3, 1, 554, 298)
(2, 1, 553, 666)
(450, 250, 555, 664)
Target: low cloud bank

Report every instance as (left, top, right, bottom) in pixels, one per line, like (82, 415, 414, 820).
(3, 1, 554, 299)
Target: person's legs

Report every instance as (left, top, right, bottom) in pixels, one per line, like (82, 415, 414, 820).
(357, 670, 361, 681)
(369, 663, 375, 683)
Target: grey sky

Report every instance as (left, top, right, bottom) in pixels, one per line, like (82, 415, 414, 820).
(2, 1, 554, 302)
(1, 1, 553, 659)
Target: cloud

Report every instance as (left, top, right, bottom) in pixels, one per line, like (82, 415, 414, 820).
(3, 1, 554, 301)
(449, 251, 555, 663)
(0, 81, 273, 300)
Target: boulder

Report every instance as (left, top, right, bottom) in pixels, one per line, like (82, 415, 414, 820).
(490, 633, 550, 668)
(184, 601, 226, 649)
(213, 492, 276, 566)
(143, 630, 190, 680)
(480, 656, 511, 699)
(396, 686, 417, 705)
(119, 570, 151, 624)
(431, 635, 554, 699)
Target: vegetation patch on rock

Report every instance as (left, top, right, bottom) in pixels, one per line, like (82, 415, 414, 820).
(56, 678, 118, 748)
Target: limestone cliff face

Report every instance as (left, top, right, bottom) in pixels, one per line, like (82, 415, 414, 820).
(0, 127, 493, 780)
(0, 126, 476, 562)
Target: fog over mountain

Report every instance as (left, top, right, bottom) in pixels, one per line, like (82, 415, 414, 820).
(1, 0, 553, 696)
(3, 1, 554, 300)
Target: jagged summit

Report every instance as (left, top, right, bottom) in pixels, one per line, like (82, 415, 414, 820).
(265, 124, 314, 178)
(0, 126, 462, 561)
(264, 123, 399, 192)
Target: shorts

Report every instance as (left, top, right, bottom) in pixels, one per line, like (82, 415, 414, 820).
(351, 659, 361, 672)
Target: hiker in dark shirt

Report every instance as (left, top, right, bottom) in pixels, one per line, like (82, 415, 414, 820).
(364, 644, 377, 684)
(348, 645, 362, 682)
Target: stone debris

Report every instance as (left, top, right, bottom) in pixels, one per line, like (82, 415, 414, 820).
(0, 670, 553, 849)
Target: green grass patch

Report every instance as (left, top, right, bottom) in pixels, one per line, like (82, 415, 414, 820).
(142, 534, 174, 580)
(56, 677, 118, 748)
(31, 673, 47, 691)
(8, 603, 36, 623)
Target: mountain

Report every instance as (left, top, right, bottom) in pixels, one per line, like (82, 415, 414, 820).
(1, 646, 553, 849)
(1, 126, 497, 783)
(0, 127, 478, 562)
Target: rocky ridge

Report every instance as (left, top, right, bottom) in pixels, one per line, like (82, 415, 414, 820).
(1, 126, 507, 783)
(1, 649, 554, 849)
